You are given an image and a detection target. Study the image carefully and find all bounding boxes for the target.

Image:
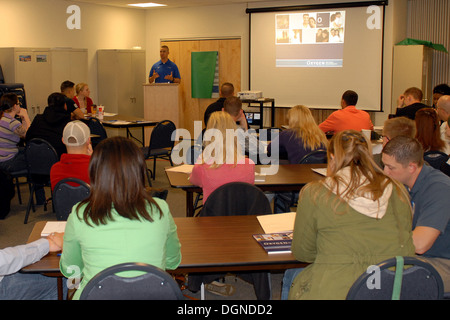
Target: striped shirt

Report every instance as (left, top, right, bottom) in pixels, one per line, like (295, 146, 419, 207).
(0, 113, 21, 162)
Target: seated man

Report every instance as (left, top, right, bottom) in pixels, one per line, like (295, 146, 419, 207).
(432, 83, 450, 109)
(204, 82, 235, 127)
(394, 87, 429, 120)
(382, 136, 450, 292)
(222, 96, 264, 160)
(50, 120, 92, 190)
(436, 95, 450, 154)
(60, 80, 84, 120)
(373, 116, 416, 167)
(0, 233, 66, 299)
(26, 92, 73, 158)
(318, 90, 373, 134)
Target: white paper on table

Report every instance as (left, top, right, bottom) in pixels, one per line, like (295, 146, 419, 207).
(165, 164, 194, 174)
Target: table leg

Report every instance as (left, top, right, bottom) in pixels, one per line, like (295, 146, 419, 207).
(57, 276, 63, 300)
(186, 191, 194, 217)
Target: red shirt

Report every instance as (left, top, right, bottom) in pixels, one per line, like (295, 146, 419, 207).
(73, 96, 94, 114)
(318, 105, 374, 133)
(50, 153, 91, 190)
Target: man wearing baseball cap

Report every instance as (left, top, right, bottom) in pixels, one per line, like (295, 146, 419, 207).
(50, 120, 92, 190)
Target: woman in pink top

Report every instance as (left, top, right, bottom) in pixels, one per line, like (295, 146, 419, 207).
(189, 111, 255, 203)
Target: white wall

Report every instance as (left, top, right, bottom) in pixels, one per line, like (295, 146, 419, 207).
(0, 0, 408, 125)
(144, 3, 249, 87)
(0, 0, 145, 102)
(145, 0, 408, 125)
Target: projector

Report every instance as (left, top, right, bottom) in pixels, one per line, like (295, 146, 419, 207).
(237, 91, 263, 100)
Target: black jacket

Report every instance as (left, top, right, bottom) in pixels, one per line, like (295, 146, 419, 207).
(26, 106, 71, 158)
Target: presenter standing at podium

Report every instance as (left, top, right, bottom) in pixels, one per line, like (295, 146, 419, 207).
(148, 45, 181, 84)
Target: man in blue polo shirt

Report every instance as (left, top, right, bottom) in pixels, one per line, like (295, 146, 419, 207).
(148, 45, 181, 84)
(382, 136, 450, 293)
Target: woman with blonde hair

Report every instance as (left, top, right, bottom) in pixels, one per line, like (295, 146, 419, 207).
(189, 111, 255, 203)
(285, 130, 415, 300)
(415, 108, 446, 152)
(268, 105, 327, 164)
(73, 82, 93, 114)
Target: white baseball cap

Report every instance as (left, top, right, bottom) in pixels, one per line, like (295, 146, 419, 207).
(63, 120, 90, 147)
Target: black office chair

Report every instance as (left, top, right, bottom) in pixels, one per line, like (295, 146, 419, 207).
(188, 182, 273, 300)
(440, 160, 450, 177)
(142, 120, 176, 181)
(0, 83, 27, 109)
(53, 178, 91, 221)
(87, 117, 107, 149)
(79, 262, 184, 300)
(24, 138, 59, 224)
(298, 149, 328, 164)
(346, 256, 444, 300)
(423, 150, 449, 170)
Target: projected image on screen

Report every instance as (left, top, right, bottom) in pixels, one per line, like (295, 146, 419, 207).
(275, 11, 346, 67)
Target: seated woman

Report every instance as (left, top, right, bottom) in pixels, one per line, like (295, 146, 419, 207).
(59, 136, 181, 300)
(73, 82, 94, 114)
(267, 105, 328, 164)
(0, 93, 31, 173)
(189, 111, 255, 203)
(287, 130, 415, 300)
(415, 108, 446, 153)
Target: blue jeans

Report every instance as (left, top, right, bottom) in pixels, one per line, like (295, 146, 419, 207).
(281, 268, 303, 300)
(0, 273, 67, 300)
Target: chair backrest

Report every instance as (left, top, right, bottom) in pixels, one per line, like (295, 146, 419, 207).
(79, 262, 184, 300)
(53, 178, 91, 221)
(200, 182, 272, 217)
(148, 120, 176, 152)
(346, 256, 444, 300)
(25, 138, 59, 176)
(424, 150, 449, 170)
(87, 118, 107, 148)
(298, 149, 328, 164)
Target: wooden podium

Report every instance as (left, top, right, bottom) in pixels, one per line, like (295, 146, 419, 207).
(143, 83, 180, 133)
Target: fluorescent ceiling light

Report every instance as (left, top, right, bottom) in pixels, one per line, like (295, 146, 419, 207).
(128, 3, 166, 7)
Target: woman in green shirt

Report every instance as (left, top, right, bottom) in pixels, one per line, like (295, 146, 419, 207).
(59, 136, 181, 300)
(287, 130, 416, 300)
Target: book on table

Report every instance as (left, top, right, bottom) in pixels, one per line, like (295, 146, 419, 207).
(253, 232, 293, 254)
(254, 212, 295, 254)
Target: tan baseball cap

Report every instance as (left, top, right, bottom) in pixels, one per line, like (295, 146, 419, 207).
(63, 120, 90, 147)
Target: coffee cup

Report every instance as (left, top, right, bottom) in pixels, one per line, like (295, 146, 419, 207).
(97, 105, 104, 120)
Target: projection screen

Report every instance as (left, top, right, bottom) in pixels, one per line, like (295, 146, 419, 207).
(247, 1, 387, 111)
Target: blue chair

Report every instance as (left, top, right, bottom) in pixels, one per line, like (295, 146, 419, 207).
(141, 120, 176, 181)
(347, 256, 444, 300)
(80, 262, 184, 300)
(424, 150, 449, 170)
(24, 138, 59, 224)
(53, 178, 90, 221)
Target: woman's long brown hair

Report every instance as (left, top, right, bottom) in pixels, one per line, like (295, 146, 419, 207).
(76, 136, 162, 226)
